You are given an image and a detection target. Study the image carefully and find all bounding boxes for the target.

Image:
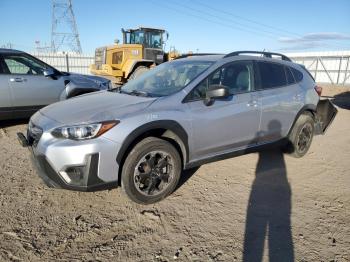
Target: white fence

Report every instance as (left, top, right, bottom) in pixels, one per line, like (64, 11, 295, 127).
(30, 51, 350, 85)
(30, 52, 94, 75)
(287, 51, 350, 85)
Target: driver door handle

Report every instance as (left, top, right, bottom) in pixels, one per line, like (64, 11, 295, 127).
(10, 77, 27, 83)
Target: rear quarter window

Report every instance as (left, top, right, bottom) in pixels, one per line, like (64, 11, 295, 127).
(290, 67, 303, 82)
(285, 66, 295, 85)
(258, 61, 287, 89)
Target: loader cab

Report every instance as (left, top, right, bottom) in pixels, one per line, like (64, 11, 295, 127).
(122, 27, 168, 64)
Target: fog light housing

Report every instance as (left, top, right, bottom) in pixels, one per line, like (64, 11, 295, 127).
(58, 154, 99, 187)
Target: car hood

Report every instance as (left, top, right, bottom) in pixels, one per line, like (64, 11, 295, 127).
(40, 91, 157, 125)
(64, 73, 110, 90)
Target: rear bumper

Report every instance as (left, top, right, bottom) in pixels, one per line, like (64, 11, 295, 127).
(314, 99, 338, 135)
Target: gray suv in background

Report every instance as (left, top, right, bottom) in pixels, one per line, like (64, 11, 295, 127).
(18, 51, 337, 204)
(0, 49, 111, 120)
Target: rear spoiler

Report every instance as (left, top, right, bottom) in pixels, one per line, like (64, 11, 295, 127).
(314, 99, 338, 135)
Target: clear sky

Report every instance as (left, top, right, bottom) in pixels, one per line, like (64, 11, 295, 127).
(0, 0, 349, 54)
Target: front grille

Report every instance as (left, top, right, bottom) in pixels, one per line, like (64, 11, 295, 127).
(28, 122, 43, 147)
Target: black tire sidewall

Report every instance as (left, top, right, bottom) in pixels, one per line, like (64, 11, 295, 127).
(288, 114, 314, 158)
(121, 137, 181, 204)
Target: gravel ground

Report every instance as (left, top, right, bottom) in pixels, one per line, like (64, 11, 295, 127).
(0, 87, 349, 261)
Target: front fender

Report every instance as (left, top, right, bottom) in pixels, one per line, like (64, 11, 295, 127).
(61, 81, 100, 99)
(115, 120, 189, 166)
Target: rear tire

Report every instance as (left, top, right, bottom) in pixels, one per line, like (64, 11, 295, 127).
(128, 66, 150, 81)
(121, 137, 182, 204)
(283, 113, 315, 158)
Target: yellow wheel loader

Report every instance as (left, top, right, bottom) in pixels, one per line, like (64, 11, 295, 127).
(90, 27, 177, 86)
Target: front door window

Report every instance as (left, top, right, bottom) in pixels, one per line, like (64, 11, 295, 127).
(3, 55, 48, 75)
(188, 61, 254, 101)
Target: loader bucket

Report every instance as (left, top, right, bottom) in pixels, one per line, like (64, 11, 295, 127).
(314, 99, 338, 135)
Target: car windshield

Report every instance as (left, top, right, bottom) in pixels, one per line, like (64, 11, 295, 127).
(120, 60, 213, 97)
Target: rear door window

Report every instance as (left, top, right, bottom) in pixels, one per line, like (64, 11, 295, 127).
(257, 61, 287, 89)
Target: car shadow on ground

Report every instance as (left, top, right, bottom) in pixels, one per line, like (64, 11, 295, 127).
(174, 167, 200, 192)
(0, 118, 29, 128)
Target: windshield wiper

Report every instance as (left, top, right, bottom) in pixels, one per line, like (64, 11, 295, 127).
(112, 87, 152, 97)
(128, 90, 151, 97)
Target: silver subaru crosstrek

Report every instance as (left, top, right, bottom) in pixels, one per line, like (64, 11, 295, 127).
(18, 51, 337, 204)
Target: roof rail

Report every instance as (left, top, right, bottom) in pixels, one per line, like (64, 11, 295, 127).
(174, 53, 223, 60)
(224, 51, 292, 62)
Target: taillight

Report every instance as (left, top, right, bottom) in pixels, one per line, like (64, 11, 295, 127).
(314, 85, 322, 96)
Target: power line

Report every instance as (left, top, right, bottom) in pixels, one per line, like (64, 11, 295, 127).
(168, 0, 282, 38)
(152, 0, 349, 51)
(149, 0, 278, 41)
(189, 0, 350, 49)
(191, 0, 302, 37)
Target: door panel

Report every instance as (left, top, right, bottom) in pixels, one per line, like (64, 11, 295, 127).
(8, 74, 64, 107)
(3, 53, 65, 112)
(188, 93, 261, 160)
(185, 60, 261, 161)
(258, 83, 302, 143)
(256, 61, 303, 143)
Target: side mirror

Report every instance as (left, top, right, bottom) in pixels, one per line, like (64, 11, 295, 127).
(204, 85, 230, 106)
(43, 68, 55, 78)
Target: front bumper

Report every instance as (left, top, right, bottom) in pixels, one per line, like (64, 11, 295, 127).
(27, 148, 116, 191)
(17, 121, 120, 192)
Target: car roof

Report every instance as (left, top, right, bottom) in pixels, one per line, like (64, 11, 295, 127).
(0, 48, 24, 54)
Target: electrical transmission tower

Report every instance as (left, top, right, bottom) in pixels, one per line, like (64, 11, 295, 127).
(51, 0, 82, 53)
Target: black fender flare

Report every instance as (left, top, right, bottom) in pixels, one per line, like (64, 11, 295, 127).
(116, 120, 189, 169)
(287, 104, 317, 136)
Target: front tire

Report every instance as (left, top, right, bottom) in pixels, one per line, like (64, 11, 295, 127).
(121, 137, 182, 204)
(284, 113, 315, 158)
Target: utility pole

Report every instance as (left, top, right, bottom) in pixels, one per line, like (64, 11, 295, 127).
(51, 0, 82, 53)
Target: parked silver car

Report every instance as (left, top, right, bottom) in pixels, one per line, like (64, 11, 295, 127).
(0, 49, 111, 120)
(18, 51, 337, 204)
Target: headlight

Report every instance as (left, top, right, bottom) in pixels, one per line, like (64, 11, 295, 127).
(51, 121, 119, 140)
